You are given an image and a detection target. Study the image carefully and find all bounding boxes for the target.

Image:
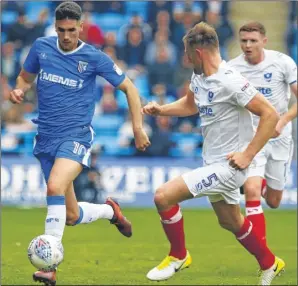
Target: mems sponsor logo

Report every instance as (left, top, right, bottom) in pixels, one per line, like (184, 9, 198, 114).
(39, 69, 83, 88)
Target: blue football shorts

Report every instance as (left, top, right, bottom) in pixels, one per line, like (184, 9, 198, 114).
(33, 126, 95, 182)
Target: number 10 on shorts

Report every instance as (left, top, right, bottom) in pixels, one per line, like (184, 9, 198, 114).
(73, 141, 87, 155)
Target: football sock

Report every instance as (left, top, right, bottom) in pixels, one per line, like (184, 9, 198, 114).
(236, 217, 274, 270)
(74, 202, 114, 224)
(261, 179, 267, 197)
(159, 204, 187, 260)
(45, 196, 66, 241)
(246, 200, 266, 244)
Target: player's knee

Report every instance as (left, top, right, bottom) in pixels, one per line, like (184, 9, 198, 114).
(244, 181, 262, 200)
(266, 196, 280, 209)
(47, 180, 63, 196)
(154, 187, 168, 209)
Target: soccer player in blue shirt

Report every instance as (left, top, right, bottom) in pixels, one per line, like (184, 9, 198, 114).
(9, 2, 150, 285)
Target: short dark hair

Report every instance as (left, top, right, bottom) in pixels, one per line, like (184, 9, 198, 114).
(239, 22, 266, 35)
(55, 1, 82, 21)
(183, 22, 219, 50)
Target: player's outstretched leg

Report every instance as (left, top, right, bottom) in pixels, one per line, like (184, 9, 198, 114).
(146, 176, 194, 281)
(33, 270, 56, 286)
(235, 217, 285, 285)
(69, 192, 132, 238)
(212, 200, 285, 285)
(72, 198, 132, 237)
(33, 157, 83, 285)
(147, 204, 192, 281)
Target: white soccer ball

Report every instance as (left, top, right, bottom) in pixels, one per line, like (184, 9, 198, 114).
(27, 235, 64, 271)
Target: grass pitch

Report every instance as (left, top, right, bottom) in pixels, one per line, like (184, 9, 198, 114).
(2, 207, 297, 285)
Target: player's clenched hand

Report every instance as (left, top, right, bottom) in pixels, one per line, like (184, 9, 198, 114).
(142, 102, 162, 116)
(227, 151, 253, 170)
(9, 89, 24, 104)
(133, 128, 151, 151)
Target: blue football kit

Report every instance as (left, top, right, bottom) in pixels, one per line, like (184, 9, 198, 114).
(24, 36, 125, 182)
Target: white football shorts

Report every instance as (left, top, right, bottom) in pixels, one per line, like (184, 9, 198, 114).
(247, 136, 293, 190)
(182, 161, 248, 205)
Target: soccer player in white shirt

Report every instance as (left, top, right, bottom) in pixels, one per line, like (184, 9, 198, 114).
(229, 22, 297, 245)
(142, 22, 283, 285)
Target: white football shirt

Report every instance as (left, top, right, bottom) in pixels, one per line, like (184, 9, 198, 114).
(228, 49, 297, 138)
(190, 61, 258, 164)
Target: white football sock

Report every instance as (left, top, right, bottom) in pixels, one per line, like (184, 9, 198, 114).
(45, 196, 66, 241)
(75, 202, 114, 224)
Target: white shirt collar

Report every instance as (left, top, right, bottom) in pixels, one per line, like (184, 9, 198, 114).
(56, 38, 85, 55)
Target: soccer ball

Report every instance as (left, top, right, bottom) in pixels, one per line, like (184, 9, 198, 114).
(27, 235, 64, 271)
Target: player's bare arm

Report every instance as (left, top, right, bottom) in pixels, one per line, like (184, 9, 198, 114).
(275, 82, 297, 135)
(117, 76, 151, 151)
(228, 93, 279, 170)
(10, 68, 37, 104)
(142, 88, 198, 117)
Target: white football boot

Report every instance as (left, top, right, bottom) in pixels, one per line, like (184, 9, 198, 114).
(147, 250, 192, 281)
(258, 256, 285, 285)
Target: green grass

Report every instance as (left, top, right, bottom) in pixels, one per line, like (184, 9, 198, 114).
(2, 207, 297, 285)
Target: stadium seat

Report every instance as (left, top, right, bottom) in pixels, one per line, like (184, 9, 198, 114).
(1, 10, 18, 25)
(91, 13, 128, 33)
(134, 74, 150, 101)
(93, 134, 134, 156)
(1, 32, 7, 44)
(1, 10, 18, 32)
(24, 113, 38, 122)
(170, 133, 203, 157)
(92, 114, 124, 135)
(124, 1, 148, 21)
(25, 1, 51, 23)
(115, 90, 129, 111)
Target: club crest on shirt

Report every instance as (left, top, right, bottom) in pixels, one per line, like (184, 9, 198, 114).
(264, 72, 272, 82)
(78, 61, 88, 73)
(208, 91, 214, 102)
(39, 53, 47, 59)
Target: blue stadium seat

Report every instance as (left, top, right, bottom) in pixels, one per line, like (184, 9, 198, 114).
(115, 90, 129, 111)
(134, 74, 150, 101)
(170, 133, 203, 157)
(25, 1, 51, 23)
(124, 1, 148, 21)
(91, 114, 123, 135)
(2, 10, 18, 25)
(24, 113, 38, 122)
(1, 32, 7, 44)
(93, 134, 134, 156)
(92, 13, 128, 33)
